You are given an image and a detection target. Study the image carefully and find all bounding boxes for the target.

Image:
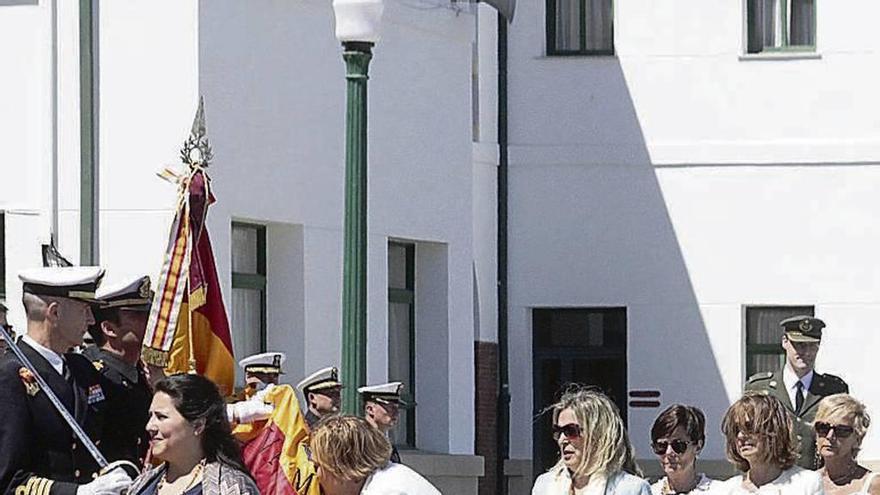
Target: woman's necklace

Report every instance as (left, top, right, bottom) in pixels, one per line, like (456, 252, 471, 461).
(158, 460, 206, 494)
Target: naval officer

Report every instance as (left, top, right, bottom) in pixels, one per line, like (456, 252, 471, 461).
(745, 315, 849, 469)
(82, 275, 154, 466)
(226, 351, 285, 425)
(297, 366, 343, 429)
(0, 267, 132, 495)
(359, 381, 409, 463)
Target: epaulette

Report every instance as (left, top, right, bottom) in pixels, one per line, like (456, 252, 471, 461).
(821, 373, 848, 388)
(746, 371, 773, 383)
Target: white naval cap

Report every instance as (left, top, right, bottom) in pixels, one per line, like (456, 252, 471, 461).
(297, 366, 343, 394)
(239, 351, 286, 374)
(357, 381, 404, 405)
(19, 266, 105, 301)
(96, 275, 153, 311)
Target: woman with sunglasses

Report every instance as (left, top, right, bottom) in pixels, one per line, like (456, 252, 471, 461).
(718, 392, 822, 495)
(649, 405, 717, 495)
(532, 386, 650, 495)
(814, 394, 879, 495)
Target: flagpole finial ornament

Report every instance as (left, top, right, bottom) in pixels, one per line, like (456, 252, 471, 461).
(180, 97, 213, 168)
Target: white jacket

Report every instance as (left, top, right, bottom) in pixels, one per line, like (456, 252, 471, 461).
(361, 462, 442, 495)
(532, 468, 652, 495)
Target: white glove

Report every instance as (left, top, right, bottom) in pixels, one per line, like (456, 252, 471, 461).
(253, 383, 275, 401)
(227, 399, 274, 424)
(76, 469, 132, 495)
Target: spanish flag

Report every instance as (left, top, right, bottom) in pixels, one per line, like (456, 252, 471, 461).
(142, 100, 235, 396)
(234, 385, 321, 495)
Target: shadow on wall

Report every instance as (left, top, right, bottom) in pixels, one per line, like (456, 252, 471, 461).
(508, 57, 732, 481)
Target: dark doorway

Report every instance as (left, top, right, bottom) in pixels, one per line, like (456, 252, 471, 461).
(532, 307, 627, 479)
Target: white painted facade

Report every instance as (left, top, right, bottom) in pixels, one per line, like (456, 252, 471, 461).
(502, 0, 880, 488)
(1, 0, 485, 491)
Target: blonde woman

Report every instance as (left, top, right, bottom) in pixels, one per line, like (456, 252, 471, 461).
(815, 394, 879, 495)
(717, 392, 822, 495)
(310, 415, 440, 494)
(532, 387, 650, 495)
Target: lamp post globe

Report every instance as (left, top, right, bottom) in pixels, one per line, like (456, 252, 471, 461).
(333, 0, 384, 44)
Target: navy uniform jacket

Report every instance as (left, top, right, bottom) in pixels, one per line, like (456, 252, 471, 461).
(745, 369, 848, 469)
(82, 347, 151, 466)
(0, 340, 107, 495)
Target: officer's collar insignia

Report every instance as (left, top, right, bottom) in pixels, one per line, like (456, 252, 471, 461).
(769, 380, 777, 388)
(18, 367, 40, 396)
(87, 384, 106, 405)
(799, 320, 812, 332)
(92, 360, 105, 371)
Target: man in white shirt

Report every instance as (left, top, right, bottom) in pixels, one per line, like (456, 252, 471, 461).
(745, 315, 849, 469)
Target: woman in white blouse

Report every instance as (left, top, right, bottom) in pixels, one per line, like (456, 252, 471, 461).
(814, 394, 879, 495)
(648, 404, 717, 495)
(717, 392, 822, 495)
(532, 387, 651, 495)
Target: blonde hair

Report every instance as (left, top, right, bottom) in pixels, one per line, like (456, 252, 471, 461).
(309, 415, 392, 482)
(721, 392, 797, 472)
(816, 394, 871, 457)
(548, 386, 642, 479)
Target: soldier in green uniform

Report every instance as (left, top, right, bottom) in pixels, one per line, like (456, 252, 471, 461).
(744, 315, 849, 469)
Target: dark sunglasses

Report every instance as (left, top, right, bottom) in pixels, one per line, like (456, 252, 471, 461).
(552, 423, 582, 440)
(814, 422, 855, 438)
(651, 439, 691, 455)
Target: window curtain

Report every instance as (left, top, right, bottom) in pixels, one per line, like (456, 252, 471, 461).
(585, 0, 613, 51)
(555, 0, 580, 51)
(789, 0, 815, 46)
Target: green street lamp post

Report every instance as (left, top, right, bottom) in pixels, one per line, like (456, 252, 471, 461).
(333, 0, 384, 415)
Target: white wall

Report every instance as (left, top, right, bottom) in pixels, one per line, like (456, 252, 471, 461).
(503, 0, 880, 467)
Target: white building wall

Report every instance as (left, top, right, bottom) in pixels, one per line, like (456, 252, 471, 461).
(504, 0, 880, 475)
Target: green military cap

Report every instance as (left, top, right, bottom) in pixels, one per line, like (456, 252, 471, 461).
(780, 315, 824, 343)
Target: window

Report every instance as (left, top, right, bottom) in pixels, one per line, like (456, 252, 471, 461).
(231, 223, 267, 387)
(745, 305, 814, 377)
(747, 0, 815, 53)
(388, 242, 416, 447)
(547, 0, 613, 55)
(0, 213, 5, 298)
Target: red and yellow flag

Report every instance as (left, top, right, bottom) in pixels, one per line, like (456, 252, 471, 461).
(234, 385, 321, 495)
(142, 166, 235, 396)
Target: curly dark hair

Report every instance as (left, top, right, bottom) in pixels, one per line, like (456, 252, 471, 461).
(154, 373, 249, 474)
(721, 392, 797, 472)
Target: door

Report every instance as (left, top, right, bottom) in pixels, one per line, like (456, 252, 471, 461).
(532, 307, 627, 478)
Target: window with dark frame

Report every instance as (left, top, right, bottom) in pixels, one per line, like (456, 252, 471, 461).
(746, 0, 816, 53)
(0, 213, 5, 299)
(547, 0, 614, 55)
(388, 241, 416, 448)
(231, 222, 267, 387)
(745, 305, 815, 378)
